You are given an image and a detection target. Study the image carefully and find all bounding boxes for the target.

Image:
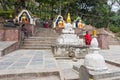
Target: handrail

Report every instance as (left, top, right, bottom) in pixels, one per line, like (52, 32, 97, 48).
(18, 25, 25, 48)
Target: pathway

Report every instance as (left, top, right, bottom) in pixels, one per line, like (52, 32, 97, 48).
(100, 45, 120, 66)
(0, 42, 120, 80)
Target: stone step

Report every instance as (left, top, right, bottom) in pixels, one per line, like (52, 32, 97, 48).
(98, 76, 120, 80)
(35, 34, 59, 37)
(63, 69, 79, 80)
(35, 29, 59, 37)
(21, 28, 59, 49)
(23, 40, 56, 44)
(22, 44, 52, 49)
(109, 41, 120, 45)
(29, 36, 58, 38)
(0, 71, 61, 80)
(24, 37, 57, 44)
(36, 31, 58, 33)
(21, 45, 51, 49)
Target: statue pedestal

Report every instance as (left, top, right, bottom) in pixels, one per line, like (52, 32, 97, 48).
(84, 49, 108, 71)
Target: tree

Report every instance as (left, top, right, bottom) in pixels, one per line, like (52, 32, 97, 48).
(0, 0, 119, 29)
(0, 0, 7, 10)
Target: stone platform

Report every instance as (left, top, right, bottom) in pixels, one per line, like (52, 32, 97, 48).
(0, 49, 63, 80)
(0, 45, 119, 80)
(100, 45, 120, 67)
(73, 60, 120, 80)
(0, 41, 18, 56)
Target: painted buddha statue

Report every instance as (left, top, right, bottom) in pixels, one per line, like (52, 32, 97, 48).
(21, 13, 28, 23)
(78, 20, 85, 29)
(58, 19, 64, 28)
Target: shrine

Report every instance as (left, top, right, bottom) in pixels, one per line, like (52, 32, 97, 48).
(53, 15, 65, 28)
(73, 16, 85, 29)
(52, 13, 88, 58)
(17, 9, 34, 25)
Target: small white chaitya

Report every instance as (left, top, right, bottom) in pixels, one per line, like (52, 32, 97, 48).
(84, 30, 108, 71)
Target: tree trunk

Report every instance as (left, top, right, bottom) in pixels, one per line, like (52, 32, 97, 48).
(0, 0, 7, 10)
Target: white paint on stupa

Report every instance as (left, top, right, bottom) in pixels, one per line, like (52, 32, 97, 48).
(57, 23, 83, 45)
(84, 36, 108, 71)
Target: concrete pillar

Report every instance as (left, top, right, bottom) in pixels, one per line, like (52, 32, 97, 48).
(97, 33, 109, 49)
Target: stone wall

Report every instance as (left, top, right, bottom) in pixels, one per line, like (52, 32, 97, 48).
(97, 34, 109, 49)
(0, 28, 18, 41)
(97, 28, 109, 49)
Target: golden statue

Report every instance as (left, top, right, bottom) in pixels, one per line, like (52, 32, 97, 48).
(67, 13, 71, 23)
(58, 20, 64, 28)
(78, 20, 84, 28)
(21, 13, 28, 23)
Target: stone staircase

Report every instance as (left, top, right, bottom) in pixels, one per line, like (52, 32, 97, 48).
(21, 28, 59, 49)
(108, 36, 120, 45)
(102, 29, 120, 45)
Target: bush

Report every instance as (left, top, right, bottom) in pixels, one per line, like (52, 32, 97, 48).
(116, 32, 120, 37)
(0, 11, 13, 19)
(109, 24, 120, 33)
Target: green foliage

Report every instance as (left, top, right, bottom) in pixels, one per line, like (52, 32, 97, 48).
(0, 11, 13, 18)
(109, 24, 120, 33)
(116, 32, 120, 37)
(111, 11, 120, 27)
(0, 0, 120, 32)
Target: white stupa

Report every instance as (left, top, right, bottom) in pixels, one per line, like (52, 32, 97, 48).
(57, 13, 84, 45)
(84, 30, 108, 71)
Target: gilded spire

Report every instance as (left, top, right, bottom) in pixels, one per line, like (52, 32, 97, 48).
(93, 30, 97, 37)
(67, 13, 71, 23)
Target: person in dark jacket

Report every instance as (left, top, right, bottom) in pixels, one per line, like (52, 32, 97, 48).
(21, 24, 28, 38)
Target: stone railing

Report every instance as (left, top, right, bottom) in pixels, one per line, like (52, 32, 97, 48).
(0, 41, 18, 56)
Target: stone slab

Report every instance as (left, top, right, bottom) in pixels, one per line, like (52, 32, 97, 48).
(0, 49, 61, 74)
(100, 45, 120, 66)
